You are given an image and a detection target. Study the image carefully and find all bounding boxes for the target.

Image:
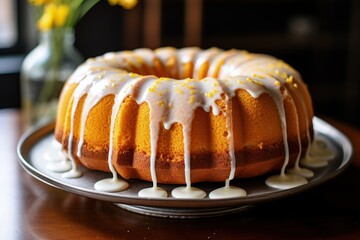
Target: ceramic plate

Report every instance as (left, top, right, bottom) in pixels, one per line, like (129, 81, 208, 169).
(17, 117, 352, 217)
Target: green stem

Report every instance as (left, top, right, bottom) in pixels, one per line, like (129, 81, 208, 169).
(35, 28, 66, 119)
(67, 0, 101, 26)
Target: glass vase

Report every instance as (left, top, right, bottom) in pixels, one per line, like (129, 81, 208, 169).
(21, 28, 83, 127)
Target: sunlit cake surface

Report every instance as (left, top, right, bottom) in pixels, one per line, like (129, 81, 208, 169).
(54, 47, 314, 186)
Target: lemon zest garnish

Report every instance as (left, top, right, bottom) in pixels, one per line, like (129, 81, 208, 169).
(129, 73, 139, 78)
(280, 72, 288, 79)
(205, 90, 218, 98)
(189, 96, 195, 104)
(251, 73, 265, 79)
(157, 100, 165, 106)
(247, 77, 263, 86)
(148, 85, 157, 93)
(286, 75, 294, 83)
(175, 87, 183, 94)
(237, 80, 244, 84)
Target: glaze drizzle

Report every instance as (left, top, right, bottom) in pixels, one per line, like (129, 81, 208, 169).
(53, 47, 331, 198)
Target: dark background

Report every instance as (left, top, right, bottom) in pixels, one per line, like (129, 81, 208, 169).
(1, 0, 359, 128)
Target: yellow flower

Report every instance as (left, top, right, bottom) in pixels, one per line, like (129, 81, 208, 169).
(34, 0, 137, 31)
(37, 3, 69, 31)
(28, 0, 52, 6)
(108, 0, 138, 9)
(54, 4, 69, 27)
(37, 4, 56, 31)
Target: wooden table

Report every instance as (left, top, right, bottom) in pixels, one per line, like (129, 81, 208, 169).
(1, 109, 360, 240)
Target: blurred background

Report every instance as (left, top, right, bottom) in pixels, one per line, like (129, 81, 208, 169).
(0, 0, 359, 127)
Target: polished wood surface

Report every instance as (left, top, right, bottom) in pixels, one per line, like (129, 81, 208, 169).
(1, 109, 360, 240)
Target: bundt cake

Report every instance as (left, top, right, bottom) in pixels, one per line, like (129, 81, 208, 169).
(54, 47, 314, 193)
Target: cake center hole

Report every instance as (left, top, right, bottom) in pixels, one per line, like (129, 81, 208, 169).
(127, 62, 214, 80)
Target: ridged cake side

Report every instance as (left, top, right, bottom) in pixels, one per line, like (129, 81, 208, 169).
(55, 47, 313, 184)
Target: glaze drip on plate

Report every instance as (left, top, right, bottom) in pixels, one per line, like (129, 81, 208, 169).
(52, 47, 335, 199)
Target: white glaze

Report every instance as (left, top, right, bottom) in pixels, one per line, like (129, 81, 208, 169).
(287, 166, 314, 178)
(43, 151, 64, 162)
(138, 186, 168, 198)
(58, 47, 317, 196)
(45, 147, 79, 176)
(209, 179, 247, 199)
(62, 168, 82, 179)
(43, 138, 66, 162)
(234, 58, 313, 186)
(94, 178, 129, 192)
(43, 138, 82, 178)
(265, 174, 308, 190)
(46, 160, 71, 173)
(209, 185, 247, 199)
(301, 135, 336, 168)
(171, 186, 206, 199)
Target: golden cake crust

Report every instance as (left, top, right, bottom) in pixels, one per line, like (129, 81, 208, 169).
(55, 47, 313, 184)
